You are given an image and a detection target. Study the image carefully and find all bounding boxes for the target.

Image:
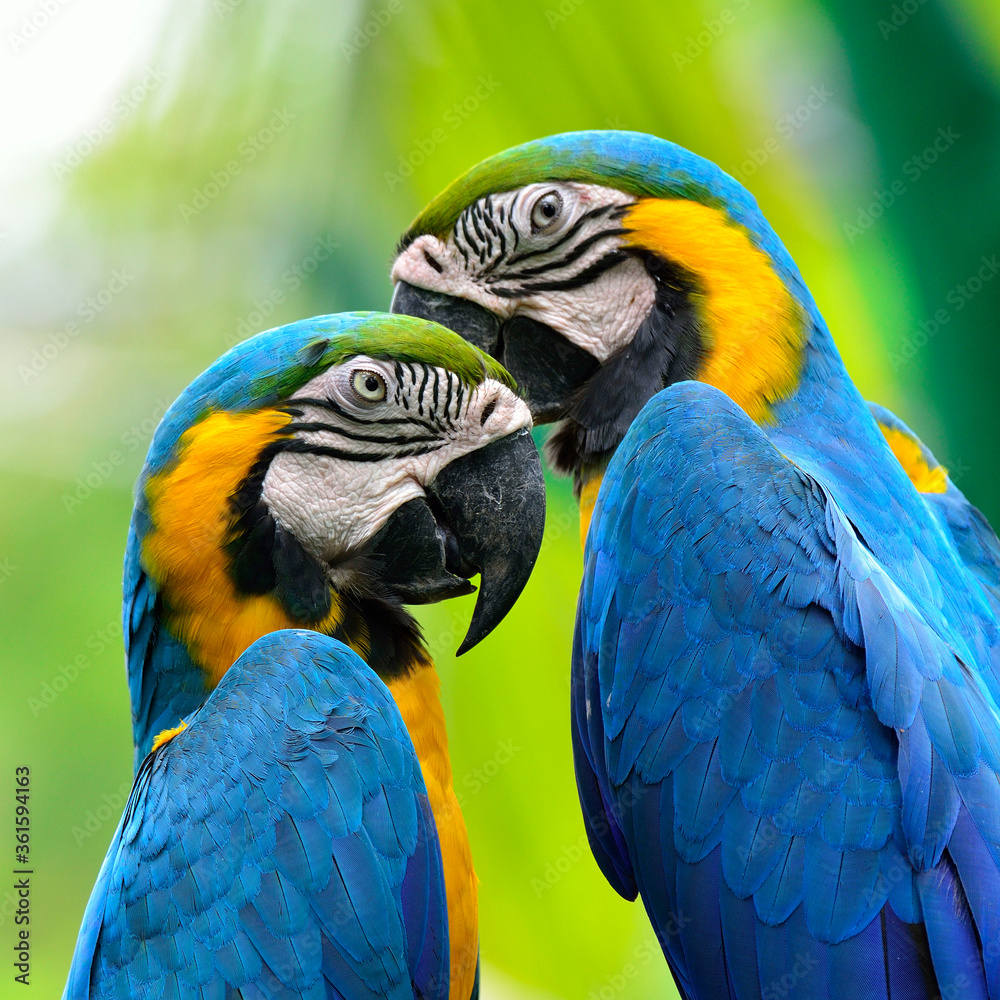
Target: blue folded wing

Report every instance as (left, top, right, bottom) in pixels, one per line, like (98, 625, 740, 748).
(64, 629, 448, 1000)
(574, 381, 1000, 1000)
(868, 400, 1000, 717)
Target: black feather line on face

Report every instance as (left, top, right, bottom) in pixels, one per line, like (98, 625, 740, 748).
(546, 252, 706, 483)
(491, 249, 628, 298)
(503, 203, 620, 268)
(502, 227, 629, 281)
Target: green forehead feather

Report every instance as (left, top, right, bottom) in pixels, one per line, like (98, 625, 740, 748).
(324, 313, 515, 389)
(400, 132, 717, 246)
(248, 312, 515, 402)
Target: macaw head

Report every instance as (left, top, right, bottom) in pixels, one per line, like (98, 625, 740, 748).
(129, 312, 545, 737)
(391, 130, 818, 483)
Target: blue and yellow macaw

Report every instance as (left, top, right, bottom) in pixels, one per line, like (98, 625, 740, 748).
(64, 312, 546, 1000)
(389, 132, 1000, 999)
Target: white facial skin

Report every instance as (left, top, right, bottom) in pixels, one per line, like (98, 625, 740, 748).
(262, 354, 531, 564)
(392, 182, 656, 362)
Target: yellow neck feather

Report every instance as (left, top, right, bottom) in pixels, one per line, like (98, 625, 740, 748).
(387, 665, 478, 1000)
(877, 424, 948, 494)
(578, 473, 604, 549)
(623, 198, 806, 425)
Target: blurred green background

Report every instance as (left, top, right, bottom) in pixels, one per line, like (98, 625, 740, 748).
(3, 0, 1000, 996)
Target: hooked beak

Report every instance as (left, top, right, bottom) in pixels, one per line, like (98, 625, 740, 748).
(368, 427, 546, 654)
(391, 280, 600, 424)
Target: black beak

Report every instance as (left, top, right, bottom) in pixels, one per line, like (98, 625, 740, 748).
(391, 281, 599, 424)
(390, 280, 501, 354)
(368, 427, 546, 654)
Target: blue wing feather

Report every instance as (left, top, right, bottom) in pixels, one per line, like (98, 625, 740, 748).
(64, 629, 449, 1000)
(571, 619, 637, 901)
(574, 382, 1000, 999)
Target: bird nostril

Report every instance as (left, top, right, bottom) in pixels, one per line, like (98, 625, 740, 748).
(422, 249, 444, 273)
(480, 398, 497, 426)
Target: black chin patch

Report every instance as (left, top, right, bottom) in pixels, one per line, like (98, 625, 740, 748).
(227, 496, 277, 593)
(500, 315, 600, 423)
(226, 451, 331, 624)
(547, 252, 705, 477)
(272, 523, 332, 622)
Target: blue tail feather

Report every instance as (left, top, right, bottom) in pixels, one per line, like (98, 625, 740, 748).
(917, 853, 989, 1000)
(675, 849, 735, 999)
(948, 807, 1000, 999)
(720, 882, 761, 1000)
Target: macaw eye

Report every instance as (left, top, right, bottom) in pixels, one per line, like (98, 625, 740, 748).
(351, 369, 387, 402)
(530, 191, 563, 233)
